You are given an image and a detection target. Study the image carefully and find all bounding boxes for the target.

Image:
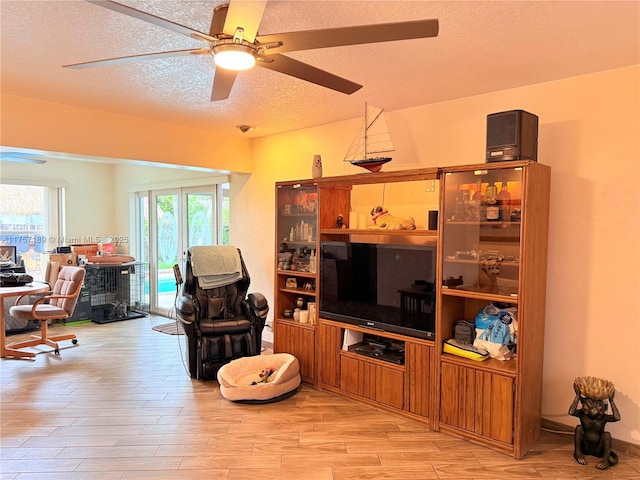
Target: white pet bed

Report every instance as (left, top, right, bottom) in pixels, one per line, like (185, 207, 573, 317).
(217, 353, 301, 403)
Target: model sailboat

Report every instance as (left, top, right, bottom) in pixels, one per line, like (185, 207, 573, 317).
(344, 103, 395, 172)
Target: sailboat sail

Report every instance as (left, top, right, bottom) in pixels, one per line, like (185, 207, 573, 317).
(344, 103, 394, 172)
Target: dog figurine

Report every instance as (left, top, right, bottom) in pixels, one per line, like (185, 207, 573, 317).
(369, 206, 416, 230)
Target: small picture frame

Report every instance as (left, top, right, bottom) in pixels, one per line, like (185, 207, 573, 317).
(285, 277, 298, 289)
(307, 302, 317, 324)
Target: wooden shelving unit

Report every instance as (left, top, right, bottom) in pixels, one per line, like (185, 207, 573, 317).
(273, 161, 550, 458)
(435, 161, 550, 458)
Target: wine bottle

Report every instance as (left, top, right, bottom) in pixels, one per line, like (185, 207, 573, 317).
(462, 189, 471, 220)
(485, 180, 499, 221)
(472, 179, 486, 221)
(453, 184, 465, 221)
(497, 179, 512, 223)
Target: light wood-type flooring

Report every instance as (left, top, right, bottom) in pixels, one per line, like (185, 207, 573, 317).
(2, 316, 639, 480)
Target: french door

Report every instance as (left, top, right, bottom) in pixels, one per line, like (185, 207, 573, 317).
(138, 185, 226, 316)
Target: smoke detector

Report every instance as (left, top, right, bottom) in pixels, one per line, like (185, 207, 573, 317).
(236, 125, 255, 133)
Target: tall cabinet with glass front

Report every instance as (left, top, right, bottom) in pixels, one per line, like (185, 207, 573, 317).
(273, 181, 321, 385)
(434, 160, 550, 459)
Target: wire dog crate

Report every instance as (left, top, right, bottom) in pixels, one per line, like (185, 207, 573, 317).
(84, 262, 150, 324)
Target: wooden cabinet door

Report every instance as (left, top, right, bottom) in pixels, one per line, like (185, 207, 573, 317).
(274, 322, 315, 383)
(340, 355, 404, 409)
(406, 342, 433, 419)
(318, 322, 342, 388)
(440, 362, 514, 445)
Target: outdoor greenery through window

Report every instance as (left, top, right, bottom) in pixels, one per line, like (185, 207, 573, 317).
(136, 183, 229, 314)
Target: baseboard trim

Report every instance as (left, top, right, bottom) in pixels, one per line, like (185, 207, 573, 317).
(542, 418, 639, 458)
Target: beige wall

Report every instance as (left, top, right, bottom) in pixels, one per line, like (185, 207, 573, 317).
(248, 65, 640, 444)
(1, 94, 254, 173)
(1, 65, 638, 445)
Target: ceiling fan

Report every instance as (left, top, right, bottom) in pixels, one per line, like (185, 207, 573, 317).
(64, 0, 439, 101)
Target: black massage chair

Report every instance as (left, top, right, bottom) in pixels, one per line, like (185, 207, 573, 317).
(175, 248, 269, 380)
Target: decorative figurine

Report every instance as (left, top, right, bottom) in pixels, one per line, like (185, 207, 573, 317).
(335, 214, 346, 229)
(569, 376, 620, 470)
(478, 258, 501, 294)
(312, 154, 323, 179)
(369, 205, 416, 230)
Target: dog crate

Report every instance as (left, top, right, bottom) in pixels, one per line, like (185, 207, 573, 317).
(84, 262, 150, 324)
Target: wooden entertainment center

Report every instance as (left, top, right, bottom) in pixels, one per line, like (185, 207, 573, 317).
(274, 161, 550, 459)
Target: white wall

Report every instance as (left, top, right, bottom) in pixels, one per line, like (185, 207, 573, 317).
(247, 65, 640, 445)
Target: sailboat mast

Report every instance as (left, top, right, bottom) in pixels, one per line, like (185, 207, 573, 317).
(364, 103, 386, 159)
(364, 102, 368, 160)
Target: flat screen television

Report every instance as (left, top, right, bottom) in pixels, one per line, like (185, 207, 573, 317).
(320, 241, 436, 340)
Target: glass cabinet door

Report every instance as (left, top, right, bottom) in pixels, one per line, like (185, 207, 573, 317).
(276, 183, 318, 273)
(441, 167, 522, 298)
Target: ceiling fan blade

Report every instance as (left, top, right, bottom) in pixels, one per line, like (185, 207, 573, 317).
(256, 18, 439, 54)
(63, 49, 210, 69)
(211, 68, 239, 101)
(86, 0, 217, 42)
(257, 54, 361, 95)
(222, 0, 267, 42)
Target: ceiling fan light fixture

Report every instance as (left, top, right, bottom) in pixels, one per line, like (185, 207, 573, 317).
(213, 44, 256, 71)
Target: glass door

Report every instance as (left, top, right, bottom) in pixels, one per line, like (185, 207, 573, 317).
(154, 190, 181, 314)
(441, 166, 523, 297)
(148, 186, 218, 315)
(135, 183, 229, 316)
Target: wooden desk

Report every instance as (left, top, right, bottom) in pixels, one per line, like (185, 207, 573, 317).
(1, 282, 50, 358)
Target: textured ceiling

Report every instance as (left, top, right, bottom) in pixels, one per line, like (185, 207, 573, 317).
(1, 0, 639, 141)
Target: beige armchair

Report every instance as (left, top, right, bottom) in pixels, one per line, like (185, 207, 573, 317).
(9, 266, 85, 355)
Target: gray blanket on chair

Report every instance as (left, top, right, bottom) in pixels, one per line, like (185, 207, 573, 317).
(188, 246, 242, 289)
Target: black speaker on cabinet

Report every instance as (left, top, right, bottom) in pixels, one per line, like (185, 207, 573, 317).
(428, 210, 438, 231)
(486, 110, 538, 162)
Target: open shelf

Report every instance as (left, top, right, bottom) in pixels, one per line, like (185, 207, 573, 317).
(441, 287, 519, 303)
(279, 288, 316, 296)
(277, 270, 316, 278)
(321, 228, 437, 237)
(440, 352, 517, 377)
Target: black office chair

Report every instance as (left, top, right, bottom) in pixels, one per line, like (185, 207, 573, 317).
(175, 247, 269, 380)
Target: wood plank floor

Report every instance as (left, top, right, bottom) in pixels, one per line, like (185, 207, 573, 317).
(2, 316, 639, 480)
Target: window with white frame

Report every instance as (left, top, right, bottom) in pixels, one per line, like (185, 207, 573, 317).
(0, 183, 64, 280)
